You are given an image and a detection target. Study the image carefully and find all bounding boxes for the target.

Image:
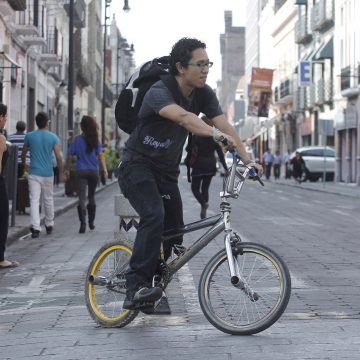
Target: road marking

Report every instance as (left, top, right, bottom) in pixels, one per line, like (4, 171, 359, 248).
(7, 275, 58, 294)
(0, 304, 86, 316)
(331, 209, 350, 216)
(177, 264, 202, 316)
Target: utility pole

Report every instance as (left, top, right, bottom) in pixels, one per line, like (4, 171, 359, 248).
(101, 0, 111, 145)
(68, 0, 74, 139)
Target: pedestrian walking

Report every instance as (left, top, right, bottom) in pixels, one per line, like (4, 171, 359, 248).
(0, 103, 20, 269)
(64, 115, 107, 234)
(117, 37, 263, 311)
(21, 112, 63, 238)
(291, 151, 305, 184)
(52, 150, 63, 187)
(190, 116, 228, 219)
(8, 120, 29, 178)
(283, 149, 291, 179)
(273, 150, 281, 180)
(263, 148, 273, 180)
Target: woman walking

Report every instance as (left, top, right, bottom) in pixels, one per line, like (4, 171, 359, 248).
(190, 116, 228, 219)
(0, 103, 19, 269)
(64, 115, 107, 233)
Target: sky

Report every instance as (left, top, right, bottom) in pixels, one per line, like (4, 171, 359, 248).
(110, 0, 246, 89)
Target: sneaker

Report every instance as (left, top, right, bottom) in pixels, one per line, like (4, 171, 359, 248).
(30, 228, 40, 238)
(45, 226, 53, 235)
(123, 287, 163, 310)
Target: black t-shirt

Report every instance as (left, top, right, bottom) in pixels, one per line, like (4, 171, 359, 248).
(122, 79, 223, 179)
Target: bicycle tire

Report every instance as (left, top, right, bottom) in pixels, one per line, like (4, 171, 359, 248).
(198, 242, 291, 335)
(85, 239, 139, 327)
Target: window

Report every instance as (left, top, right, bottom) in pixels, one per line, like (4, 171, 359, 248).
(324, 148, 335, 157)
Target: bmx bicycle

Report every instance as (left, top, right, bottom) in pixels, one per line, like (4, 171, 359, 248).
(85, 152, 291, 335)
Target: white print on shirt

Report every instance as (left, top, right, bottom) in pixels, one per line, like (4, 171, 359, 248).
(162, 194, 171, 200)
(143, 136, 172, 149)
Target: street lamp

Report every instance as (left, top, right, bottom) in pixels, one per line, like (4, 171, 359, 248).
(101, 0, 131, 145)
(123, 0, 130, 12)
(101, 0, 112, 145)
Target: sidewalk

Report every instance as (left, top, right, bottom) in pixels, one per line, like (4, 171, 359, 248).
(267, 176, 360, 198)
(7, 179, 118, 246)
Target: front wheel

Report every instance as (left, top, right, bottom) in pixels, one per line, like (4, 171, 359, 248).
(85, 239, 139, 327)
(198, 242, 291, 335)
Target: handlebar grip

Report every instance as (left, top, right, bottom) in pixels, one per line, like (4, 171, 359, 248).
(220, 137, 228, 146)
(249, 167, 264, 186)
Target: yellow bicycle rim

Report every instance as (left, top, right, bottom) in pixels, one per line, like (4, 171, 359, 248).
(88, 245, 132, 322)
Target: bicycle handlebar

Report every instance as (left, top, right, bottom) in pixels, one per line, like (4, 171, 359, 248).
(229, 150, 264, 187)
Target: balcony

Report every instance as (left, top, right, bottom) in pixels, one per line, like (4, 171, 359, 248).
(0, 0, 26, 15)
(48, 64, 62, 82)
(340, 66, 351, 91)
(311, 0, 334, 32)
(75, 58, 92, 88)
(104, 83, 114, 107)
(295, 14, 312, 44)
(298, 87, 307, 110)
(74, 29, 91, 87)
(40, 27, 62, 66)
(307, 83, 315, 109)
(274, 79, 294, 106)
(63, 0, 86, 28)
(14, 6, 44, 36)
(324, 79, 333, 103)
(315, 79, 324, 105)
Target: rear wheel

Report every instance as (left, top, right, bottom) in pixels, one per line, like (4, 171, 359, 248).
(198, 242, 291, 335)
(85, 239, 139, 327)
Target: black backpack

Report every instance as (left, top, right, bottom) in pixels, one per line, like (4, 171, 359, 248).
(115, 56, 205, 183)
(115, 56, 172, 134)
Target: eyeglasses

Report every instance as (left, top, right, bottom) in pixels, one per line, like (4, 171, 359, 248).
(188, 61, 213, 69)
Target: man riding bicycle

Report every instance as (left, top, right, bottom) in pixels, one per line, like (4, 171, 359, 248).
(118, 37, 263, 311)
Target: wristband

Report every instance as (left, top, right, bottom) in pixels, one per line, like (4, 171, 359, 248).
(212, 127, 224, 142)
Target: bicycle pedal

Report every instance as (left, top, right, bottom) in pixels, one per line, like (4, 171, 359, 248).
(134, 301, 155, 311)
(140, 296, 171, 315)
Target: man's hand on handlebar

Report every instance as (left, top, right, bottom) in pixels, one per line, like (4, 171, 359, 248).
(246, 162, 263, 177)
(213, 129, 237, 151)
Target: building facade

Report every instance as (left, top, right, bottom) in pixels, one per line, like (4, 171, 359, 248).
(0, 0, 133, 156)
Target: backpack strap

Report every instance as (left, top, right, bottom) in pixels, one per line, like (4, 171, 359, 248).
(160, 74, 182, 105)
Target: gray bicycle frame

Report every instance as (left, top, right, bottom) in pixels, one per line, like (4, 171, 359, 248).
(164, 154, 250, 283)
(163, 214, 225, 276)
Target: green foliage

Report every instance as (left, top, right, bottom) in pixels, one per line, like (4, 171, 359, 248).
(104, 147, 120, 171)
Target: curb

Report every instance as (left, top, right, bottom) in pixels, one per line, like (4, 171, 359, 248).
(269, 179, 360, 198)
(7, 180, 118, 246)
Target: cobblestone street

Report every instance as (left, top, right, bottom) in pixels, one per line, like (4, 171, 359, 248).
(1, 169, 360, 359)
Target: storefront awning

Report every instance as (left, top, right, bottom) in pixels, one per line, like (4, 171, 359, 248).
(314, 37, 333, 61)
(294, 49, 317, 74)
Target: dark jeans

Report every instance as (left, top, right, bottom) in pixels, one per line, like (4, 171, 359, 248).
(191, 175, 212, 206)
(0, 176, 9, 262)
(273, 164, 280, 179)
(76, 170, 99, 209)
(265, 162, 272, 180)
(118, 162, 183, 292)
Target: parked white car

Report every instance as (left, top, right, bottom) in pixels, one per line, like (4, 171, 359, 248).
(290, 146, 335, 182)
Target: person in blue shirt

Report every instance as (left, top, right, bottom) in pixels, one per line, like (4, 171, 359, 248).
(64, 115, 107, 233)
(22, 112, 63, 238)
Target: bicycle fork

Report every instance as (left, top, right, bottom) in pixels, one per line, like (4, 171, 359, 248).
(224, 233, 240, 285)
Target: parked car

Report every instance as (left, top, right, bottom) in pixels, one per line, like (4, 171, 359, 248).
(289, 146, 335, 182)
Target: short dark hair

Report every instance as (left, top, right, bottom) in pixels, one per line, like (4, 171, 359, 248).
(169, 37, 206, 76)
(0, 103, 7, 117)
(35, 112, 49, 129)
(16, 120, 26, 132)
